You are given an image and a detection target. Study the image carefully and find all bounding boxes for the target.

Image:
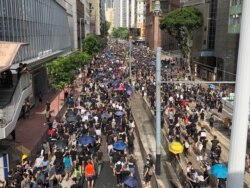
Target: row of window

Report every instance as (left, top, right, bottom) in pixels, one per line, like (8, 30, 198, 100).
(230, 0, 243, 7)
(0, 0, 71, 64)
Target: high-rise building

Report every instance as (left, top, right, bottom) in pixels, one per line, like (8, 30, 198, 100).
(106, 0, 113, 8)
(113, 0, 130, 27)
(0, 0, 92, 139)
(182, 0, 240, 81)
(90, 0, 105, 35)
(136, 0, 146, 39)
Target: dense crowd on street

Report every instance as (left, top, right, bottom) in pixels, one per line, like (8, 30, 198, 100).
(132, 48, 238, 187)
(3, 39, 249, 188)
(2, 41, 151, 188)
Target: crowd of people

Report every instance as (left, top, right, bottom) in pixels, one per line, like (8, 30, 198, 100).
(131, 48, 236, 187)
(3, 39, 240, 188)
(3, 41, 151, 188)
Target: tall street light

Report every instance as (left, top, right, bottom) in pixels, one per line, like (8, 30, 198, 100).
(153, 0, 162, 176)
(80, 18, 84, 52)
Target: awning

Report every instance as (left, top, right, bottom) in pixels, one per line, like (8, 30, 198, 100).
(0, 41, 27, 72)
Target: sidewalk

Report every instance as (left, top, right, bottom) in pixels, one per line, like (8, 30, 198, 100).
(130, 93, 181, 188)
(2, 84, 82, 165)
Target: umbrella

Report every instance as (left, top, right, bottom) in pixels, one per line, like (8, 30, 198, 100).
(148, 61, 156, 66)
(101, 111, 110, 120)
(55, 140, 66, 150)
(209, 84, 216, 89)
(124, 176, 138, 188)
(117, 85, 125, 91)
(210, 163, 228, 179)
(127, 89, 133, 96)
(66, 114, 77, 123)
(79, 136, 96, 145)
(168, 141, 184, 154)
(115, 110, 124, 116)
(113, 141, 127, 151)
(112, 80, 119, 87)
(97, 72, 105, 77)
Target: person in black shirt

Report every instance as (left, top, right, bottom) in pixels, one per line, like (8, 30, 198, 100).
(17, 63, 23, 79)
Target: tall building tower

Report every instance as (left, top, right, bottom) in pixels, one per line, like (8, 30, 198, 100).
(113, 0, 129, 27)
(136, 0, 146, 39)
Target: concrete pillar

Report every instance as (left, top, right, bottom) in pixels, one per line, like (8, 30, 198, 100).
(227, 1, 250, 187)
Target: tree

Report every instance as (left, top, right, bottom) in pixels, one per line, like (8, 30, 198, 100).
(111, 27, 129, 39)
(105, 21, 111, 35)
(82, 34, 106, 56)
(46, 52, 90, 90)
(160, 7, 203, 72)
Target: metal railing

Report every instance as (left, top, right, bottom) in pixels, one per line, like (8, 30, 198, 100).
(0, 73, 31, 127)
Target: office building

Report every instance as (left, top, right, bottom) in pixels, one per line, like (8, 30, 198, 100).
(113, 0, 130, 27)
(181, 0, 240, 81)
(0, 0, 88, 139)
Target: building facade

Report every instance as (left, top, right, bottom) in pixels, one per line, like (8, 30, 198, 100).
(182, 0, 240, 81)
(113, 0, 130, 27)
(90, 0, 105, 35)
(145, 0, 168, 50)
(136, 0, 146, 39)
(0, 0, 75, 139)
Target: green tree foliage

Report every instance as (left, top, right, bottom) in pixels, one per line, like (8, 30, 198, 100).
(105, 21, 111, 34)
(111, 27, 129, 39)
(46, 51, 90, 90)
(82, 34, 106, 56)
(160, 7, 203, 72)
(47, 34, 105, 90)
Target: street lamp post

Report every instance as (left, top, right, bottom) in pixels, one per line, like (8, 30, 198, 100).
(80, 18, 84, 52)
(153, 0, 162, 176)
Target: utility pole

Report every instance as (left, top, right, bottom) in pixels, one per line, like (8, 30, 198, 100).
(227, 1, 250, 187)
(153, 0, 162, 176)
(155, 47, 161, 175)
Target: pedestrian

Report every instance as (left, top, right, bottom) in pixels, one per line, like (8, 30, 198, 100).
(143, 161, 154, 187)
(127, 131, 135, 154)
(45, 109, 51, 122)
(21, 104, 26, 119)
(217, 101, 223, 113)
(95, 151, 103, 177)
(45, 101, 50, 111)
(38, 92, 43, 105)
(211, 136, 219, 152)
(85, 159, 95, 188)
(183, 137, 190, 157)
(200, 110, 205, 121)
(113, 159, 124, 187)
(209, 114, 215, 131)
(246, 155, 250, 173)
(17, 63, 24, 79)
(127, 155, 136, 176)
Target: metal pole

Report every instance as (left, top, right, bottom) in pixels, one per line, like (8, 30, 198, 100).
(80, 19, 82, 51)
(129, 41, 132, 84)
(227, 1, 250, 187)
(155, 47, 161, 175)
